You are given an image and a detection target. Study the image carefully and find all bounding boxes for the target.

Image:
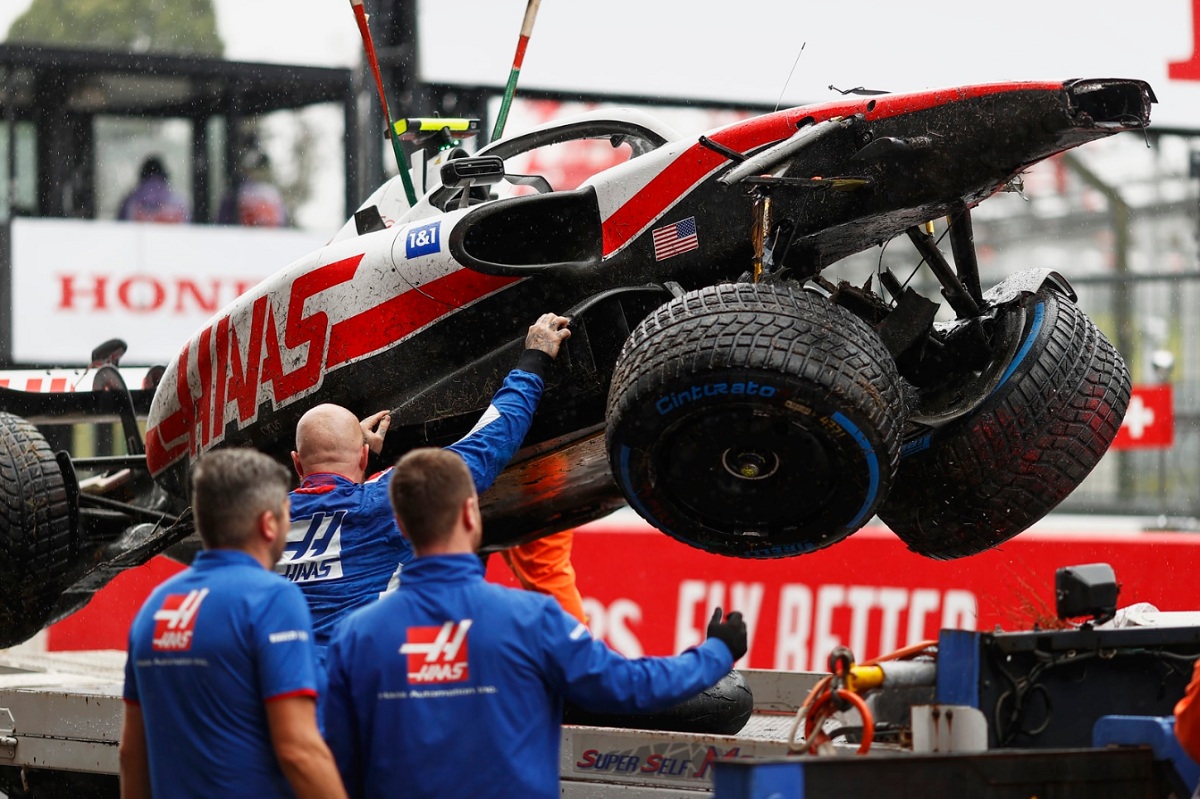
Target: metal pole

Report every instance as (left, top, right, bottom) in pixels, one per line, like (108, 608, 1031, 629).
(491, 0, 543, 143)
(350, 0, 417, 206)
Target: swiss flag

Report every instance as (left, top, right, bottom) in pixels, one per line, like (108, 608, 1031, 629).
(1112, 385, 1174, 450)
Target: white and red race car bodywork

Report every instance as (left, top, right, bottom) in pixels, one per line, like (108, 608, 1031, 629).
(0, 78, 1153, 646)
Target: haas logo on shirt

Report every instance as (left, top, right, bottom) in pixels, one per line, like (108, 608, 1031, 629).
(151, 589, 209, 651)
(400, 620, 472, 684)
(279, 510, 346, 583)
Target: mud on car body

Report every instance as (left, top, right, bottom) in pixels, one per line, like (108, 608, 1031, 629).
(0, 78, 1153, 647)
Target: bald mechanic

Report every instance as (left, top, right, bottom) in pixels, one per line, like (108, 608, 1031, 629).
(279, 312, 572, 658)
(324, 447, 747, 799)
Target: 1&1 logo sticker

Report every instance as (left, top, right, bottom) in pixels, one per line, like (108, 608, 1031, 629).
(406, 221, 441, 258)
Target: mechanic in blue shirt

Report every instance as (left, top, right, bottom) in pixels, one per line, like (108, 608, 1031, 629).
(120, 448, 346, 799)
(323, 447, 747, 799)
(281, 312, 571, 661)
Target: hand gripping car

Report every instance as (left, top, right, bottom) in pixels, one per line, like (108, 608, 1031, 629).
(0, 78, 1152, 647)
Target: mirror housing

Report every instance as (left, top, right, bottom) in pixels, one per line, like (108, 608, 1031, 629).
(440, 156, 506, 188)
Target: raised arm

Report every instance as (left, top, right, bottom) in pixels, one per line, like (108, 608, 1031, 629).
(448, 313, 570, 490)
(360, 409, 392, 454)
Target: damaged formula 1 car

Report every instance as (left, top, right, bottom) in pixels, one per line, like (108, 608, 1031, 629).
(0, 78, 1151, 647)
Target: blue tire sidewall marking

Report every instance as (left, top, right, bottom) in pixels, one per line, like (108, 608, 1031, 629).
(899, 300, 1046, 460)
(995, 301, 1045, 391)
(901, 432, 933, 458)
(618, 444, 668, 532)
(831, 411, 879, 530)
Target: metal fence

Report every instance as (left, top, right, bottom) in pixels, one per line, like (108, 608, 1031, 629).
(1064, 271, 1200, 519)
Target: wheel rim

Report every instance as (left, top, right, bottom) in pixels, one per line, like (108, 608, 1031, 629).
(907, 304, 1025, 428)
(721, 447, 781, 481)
(657, 405, 837, 532)
(606, 281, 907, 557)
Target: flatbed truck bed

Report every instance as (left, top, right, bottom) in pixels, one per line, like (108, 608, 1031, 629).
(0, 650, 817, 797)
(0, 647, 1188, 799)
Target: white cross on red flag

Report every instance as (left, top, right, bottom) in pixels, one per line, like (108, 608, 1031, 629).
(1112, 385, 1174, 450)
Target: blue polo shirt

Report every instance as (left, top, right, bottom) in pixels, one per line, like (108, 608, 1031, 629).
(124, 549, 319, 799)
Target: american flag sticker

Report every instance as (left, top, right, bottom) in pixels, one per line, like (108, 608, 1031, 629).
(652, 216, 699, 261)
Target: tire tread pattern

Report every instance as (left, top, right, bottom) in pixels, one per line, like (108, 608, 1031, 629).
(0, 412, 74, 645)
(607, 283, 905, 557)
(880, 291, 1130, 559)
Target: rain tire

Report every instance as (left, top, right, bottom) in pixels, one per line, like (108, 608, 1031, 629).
(0, 412, 76, 647)
(606, 282, 904, 558)
(879, 288, 1130, 559)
